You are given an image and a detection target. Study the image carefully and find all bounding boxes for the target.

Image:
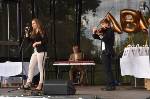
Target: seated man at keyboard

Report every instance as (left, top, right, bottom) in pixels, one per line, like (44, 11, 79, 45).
(69, 45, 85, 85)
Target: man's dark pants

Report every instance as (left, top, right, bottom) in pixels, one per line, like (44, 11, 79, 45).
(102, 52, 115, 88)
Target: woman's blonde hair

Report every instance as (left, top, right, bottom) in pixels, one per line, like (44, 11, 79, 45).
(31, 18, 45, 35)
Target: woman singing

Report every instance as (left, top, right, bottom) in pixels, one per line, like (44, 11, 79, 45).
(23, 18, 48, 90)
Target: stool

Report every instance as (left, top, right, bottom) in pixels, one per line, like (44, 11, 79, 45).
(73, 69, 88, 85)
(73, 72, 81, 85)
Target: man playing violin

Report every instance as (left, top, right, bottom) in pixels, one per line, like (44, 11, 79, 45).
(92, 19, 116, 91)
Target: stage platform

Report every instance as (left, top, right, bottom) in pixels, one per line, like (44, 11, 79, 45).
(0, 86, 150, 99)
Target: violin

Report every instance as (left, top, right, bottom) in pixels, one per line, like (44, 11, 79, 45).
(93, 27, 107, 36)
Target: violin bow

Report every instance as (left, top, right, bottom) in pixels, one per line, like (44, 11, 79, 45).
(96, 6, 114, 28)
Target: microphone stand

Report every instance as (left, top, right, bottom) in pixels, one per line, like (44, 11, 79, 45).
(20, 36, 26, 85)
(8, 36, 26, 92)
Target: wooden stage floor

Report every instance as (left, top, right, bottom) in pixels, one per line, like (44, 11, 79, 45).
(0, 86, 150, 99)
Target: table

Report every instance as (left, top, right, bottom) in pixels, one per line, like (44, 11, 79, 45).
(0, 61, 39, 77)
(120, 46, 149, 87)
(0, 61, 39, 86)
(53, 61, 95, 85)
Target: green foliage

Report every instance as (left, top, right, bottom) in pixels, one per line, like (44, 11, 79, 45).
(82, 0, 101, 14)
(117, 31, 148, 55)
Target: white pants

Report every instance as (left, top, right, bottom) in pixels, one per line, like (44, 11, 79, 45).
(27, 52, 47, 84)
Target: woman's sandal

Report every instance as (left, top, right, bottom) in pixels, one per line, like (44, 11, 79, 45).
(35, 83, 43, 91)
(23, 82, 31, 90)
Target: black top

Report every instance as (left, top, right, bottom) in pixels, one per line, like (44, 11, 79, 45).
(27, 32, 48, 52)
(92, 27, 115, 56)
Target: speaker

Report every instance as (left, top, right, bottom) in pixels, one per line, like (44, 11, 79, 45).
(43, 80, 76, 95)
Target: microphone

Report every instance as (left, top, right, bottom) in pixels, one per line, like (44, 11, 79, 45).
(24, 23, 31, 37)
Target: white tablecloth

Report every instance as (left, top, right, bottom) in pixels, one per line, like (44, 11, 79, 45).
(0, 61, 39, 77)
(120, 46, 150, 78)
